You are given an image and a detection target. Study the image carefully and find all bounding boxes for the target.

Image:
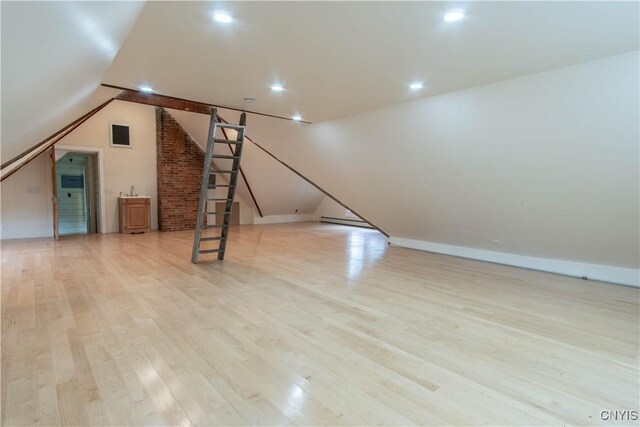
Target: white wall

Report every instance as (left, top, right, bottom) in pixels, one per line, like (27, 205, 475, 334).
(1, 101, 159, 236)
(0, 155, 53, 239)
(313, 196, 363, 221)
(245, 51, 640, 285)
(56, 101, 159, 232)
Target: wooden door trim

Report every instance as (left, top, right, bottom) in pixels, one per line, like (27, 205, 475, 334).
(50, 148, 59, 241)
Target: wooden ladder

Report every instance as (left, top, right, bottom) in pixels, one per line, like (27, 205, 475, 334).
(191, 108, 246, 263)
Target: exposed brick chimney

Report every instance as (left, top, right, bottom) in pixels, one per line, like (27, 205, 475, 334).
(155, 107, 204, 231)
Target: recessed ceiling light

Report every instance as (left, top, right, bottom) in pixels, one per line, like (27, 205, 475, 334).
(444, 9, 465, 22)
(292, 114, 302, 121)
(139, 86, 154, 93)
(271, 84, 285, 92)
(213, 11, 232, 23)
(409, 82, 424, 90)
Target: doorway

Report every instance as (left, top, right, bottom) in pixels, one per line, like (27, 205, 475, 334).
(55, 152, 100, 235)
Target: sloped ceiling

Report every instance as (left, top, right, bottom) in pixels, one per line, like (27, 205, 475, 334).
(104, 1, 639, 123)
(168, 108, 324, 216)
(1, 1, 144, 160)
(3, 1, 638, 160)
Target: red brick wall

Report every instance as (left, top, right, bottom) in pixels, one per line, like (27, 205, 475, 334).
(156, 107, 204, 231)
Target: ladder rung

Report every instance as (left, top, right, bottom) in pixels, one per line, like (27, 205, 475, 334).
(200, 237, 223, 241)
(210, 184, 234, 188)
(217, 123, 245, 130)
(210, 170, 236, 174)
(199, 249, 222, 254)
(214, 138, 243, 145)
(207, 198, 232, 201)
(212, 155, 239, 160)
(204, 225, 224, 229)
(205, 211, 232, 215)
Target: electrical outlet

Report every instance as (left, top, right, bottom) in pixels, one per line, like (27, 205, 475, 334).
(492, 239, 500, 247)
(105, 189, 114, 194)
(26, 186, 40, 194)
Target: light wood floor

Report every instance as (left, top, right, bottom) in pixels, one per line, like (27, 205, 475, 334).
(1, 222, 638, 426)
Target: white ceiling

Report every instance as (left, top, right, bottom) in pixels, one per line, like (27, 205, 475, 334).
(104, 1, 639, 123)
(2, 1, 638, 161)
(1, 1, 144, 160)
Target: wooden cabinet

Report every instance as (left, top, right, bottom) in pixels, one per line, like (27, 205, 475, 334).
(118, 197, 151, 234)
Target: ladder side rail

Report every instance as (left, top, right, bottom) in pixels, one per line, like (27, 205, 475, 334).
(217, 112, 246, 260)
(191, 107, 219, 264)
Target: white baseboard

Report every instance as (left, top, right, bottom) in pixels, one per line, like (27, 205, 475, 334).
(254, 214, 314, 225)
(389, 237, 640, 287)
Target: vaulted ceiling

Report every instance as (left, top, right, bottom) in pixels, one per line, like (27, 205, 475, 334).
(2, 1, 639, 161)
(105, 1, 639, 123)
(1, 1, 143, 160)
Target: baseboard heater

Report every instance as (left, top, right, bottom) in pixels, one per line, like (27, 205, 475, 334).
(320, 216, 373, 229)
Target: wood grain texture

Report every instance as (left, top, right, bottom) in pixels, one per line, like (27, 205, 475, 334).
(1, 223, 638, 426)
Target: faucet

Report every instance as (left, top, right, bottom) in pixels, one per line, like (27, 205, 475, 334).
(129, 185, 137, 197)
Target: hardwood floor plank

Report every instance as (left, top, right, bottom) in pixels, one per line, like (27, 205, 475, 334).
(1, 223, 638, 426)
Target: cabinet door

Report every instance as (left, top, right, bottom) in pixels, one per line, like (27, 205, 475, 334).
(126, 204, 148, 229)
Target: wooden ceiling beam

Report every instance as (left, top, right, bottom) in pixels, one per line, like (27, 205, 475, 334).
(107, 84, 312, 124)
(114, 89, 212, 115)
